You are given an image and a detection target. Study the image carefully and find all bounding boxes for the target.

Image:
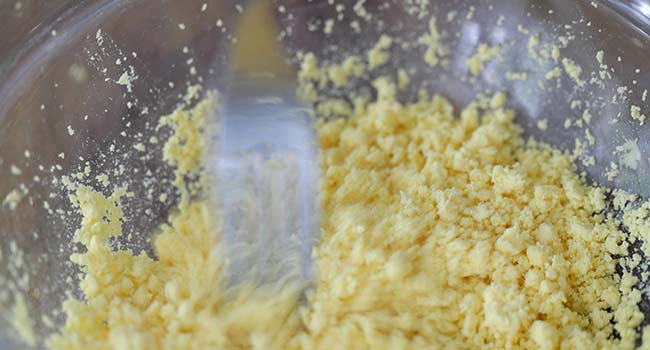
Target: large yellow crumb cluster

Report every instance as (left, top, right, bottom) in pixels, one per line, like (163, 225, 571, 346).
(295, 79, 641, 350)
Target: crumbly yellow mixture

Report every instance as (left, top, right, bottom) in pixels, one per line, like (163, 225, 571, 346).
(47, 74, 650, 349)
(297, 81, 640, 350)
(40, 22, 650, 350)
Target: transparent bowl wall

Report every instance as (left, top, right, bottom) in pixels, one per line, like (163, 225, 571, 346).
(2, 0, 650, 348)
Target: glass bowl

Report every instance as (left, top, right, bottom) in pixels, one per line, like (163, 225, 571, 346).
(1, 0, 650, 348)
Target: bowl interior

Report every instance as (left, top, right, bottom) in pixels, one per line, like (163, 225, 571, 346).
(2, 0, 650, 348)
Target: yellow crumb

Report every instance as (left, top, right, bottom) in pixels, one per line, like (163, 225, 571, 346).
(116, 71, 134, 92)
(545, 67, 562, 80)
(133, 143, 146, 152)
(419, 18, 447, 66)
(3, 189, 24, 210)
(367, 35, 392, 69)
(397, 69, 410, 90)
(550, 46, 560, 62)
(96, 174, 110, 187)
(582, 109, 593, 124)
(561, 57, 585, 86)
(631, 105, 646, 125)
(327, 56, 364, 87)
(10, 165, 22, 176)
(527, 35, 542, 64)
(506, 71, 528, 81)
(323, 19, 334, 34)
(466, 44, 502, 76)
(596, 50, 605, 64)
